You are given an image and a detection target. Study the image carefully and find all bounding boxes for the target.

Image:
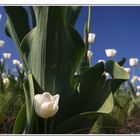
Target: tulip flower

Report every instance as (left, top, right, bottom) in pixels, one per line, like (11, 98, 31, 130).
(129, 58, 138, 67)
(131, 76, 138, 85)
(87, 50, 93, 60)
(3, 52, 11, 59)
(88, 33, 96, 44)
(3, 77, 10, 87)
(137, 86, 140, 91)
(0, 40, 4, 48)
(19, 63, 23, 69)
(13, 59, 20, 66)
(0, 58, 4, 64)
(136, 92, 140, 97)
(124, 67, 131, 73)
(129, 58, 138, 76)
(0, 14, 2, 20)
(1, 73, 7, 79)
(105, 49, 117, 59)
(34, 92, 60, 119)
(105, 72, 110, 79)
(138, 77, 140, 82)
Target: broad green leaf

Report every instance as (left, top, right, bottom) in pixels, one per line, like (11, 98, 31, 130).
(55, 111, 103, 134)
(66, 6, 81, 26)
(106, 60, 130, 80)
(23, 73, 35, 133)
(4, 6, 30, 42)
(117, 57, 126, 66)
(13, 103, 26, 134)
(98, 93, 114, 113)
(4, 7, 29, 72)
(20, 7, 86, 94)
(105, 60, 130, 93)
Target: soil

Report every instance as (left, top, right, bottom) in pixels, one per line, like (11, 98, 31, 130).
(116, 111, 140, 134)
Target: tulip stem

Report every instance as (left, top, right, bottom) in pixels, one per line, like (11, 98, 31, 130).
(44, 119, 47, 134)
(132, 67, 135, 77)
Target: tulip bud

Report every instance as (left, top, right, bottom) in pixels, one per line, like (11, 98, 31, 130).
(0, 58, 4, 64)
(136, 92, 140, 97)
(0, 40, 4, 48)
(34, 92, 60, 119)
(137, 86, 140, 90)
(1, 73, 7, 79)
(19, 63, 23, 69)
(105, 72, 111, 79)
(87, 50, 93, 60)
(124, 67, 131, 73)
(13, 59, 20, 66)
(88, 33, 96, 44)
(129, 58, 138, 67)
(3, 77, 10, 87)
(3, 53, 11, 59)
(105, 49, 117, 59)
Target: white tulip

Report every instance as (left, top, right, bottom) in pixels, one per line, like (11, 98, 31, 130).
(3, 53, 11, 59)
(0, 40, 5, 48)
(19, 63, 23, 69)
(1, 73, 7, 79)
(105, 72, 110, 79)
(88, 33, 96, 44)
(98, 59, 105, 63)
(124, 67, 131, 73)
(87, 50, 93, 60)
(13, 59, 20, 66)
(136, 92, 140, 97)
(34, 92, 60, 119)
(3, 77, 10, 86)
(0, 58, 4, 64)
(137, 86, 140, 90)
(138, 77, 140, 81)
(131, 76, 138, 84)
(105, 49, 117, 58)
(14, 77, 18, 81)
(129, 58, 138, 67)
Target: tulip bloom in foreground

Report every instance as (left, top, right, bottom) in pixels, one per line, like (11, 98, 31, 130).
(34, 92, 60, 119)
(105, 49, 117, 59)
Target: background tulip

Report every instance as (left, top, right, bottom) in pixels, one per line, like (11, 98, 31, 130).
(3, 52, 11, 59)
(105, 49, 117, 59)
(0, 40, 4, 48)
(129, 58, 138, 67)
(88, 33, 96, 44)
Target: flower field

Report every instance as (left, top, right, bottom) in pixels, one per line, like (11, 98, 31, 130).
(0, 6, 140, 134)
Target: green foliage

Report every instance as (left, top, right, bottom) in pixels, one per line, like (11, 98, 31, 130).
(4, 6, 129, 134)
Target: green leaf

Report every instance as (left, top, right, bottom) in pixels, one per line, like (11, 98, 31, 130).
(23, 73, 35, 133)
(55, 111, 103, 134)
(4, 6, 30, 42)
(20, 7, 86, 93)
(117, 57, 126, 66)
(106, 60, 130, 80)
(13, 103, 26, 134)
(105, 60, 130, 93)
(67, 6, 81, 26)
(4, 7, 29, 72)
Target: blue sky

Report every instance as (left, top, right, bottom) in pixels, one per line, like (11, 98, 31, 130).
(0, 6, 140, 78)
